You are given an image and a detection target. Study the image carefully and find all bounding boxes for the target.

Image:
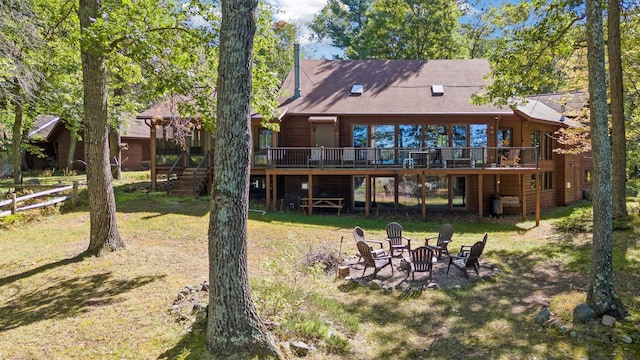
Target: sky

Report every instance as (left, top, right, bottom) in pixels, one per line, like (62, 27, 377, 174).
(269, 0, 344, 59)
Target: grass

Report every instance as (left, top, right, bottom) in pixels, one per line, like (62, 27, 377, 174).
(1, 171, 639, 359)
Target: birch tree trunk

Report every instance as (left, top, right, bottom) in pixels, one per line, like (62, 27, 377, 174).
(585, 0, 627, 318)
(206, 0, 282, 357)
(78, 0, 124, 255)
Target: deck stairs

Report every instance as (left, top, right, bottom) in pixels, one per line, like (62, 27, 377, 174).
(169, 167, 210, 197)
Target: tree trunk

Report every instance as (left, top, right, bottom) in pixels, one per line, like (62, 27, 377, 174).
(67, 134, 78, 170)
(585, 0, 627, 318)
(608, 0, 626, 220)
(11, 80, 23, 185)
(79, 0, 124, 255)
(206, 0, 282, 357)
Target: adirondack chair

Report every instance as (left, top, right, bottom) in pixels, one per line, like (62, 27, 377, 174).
(353, 226, 385, 262)
(446, 234, 488, 278)
(500, 148, 521, 167)
(425, 223, 454, 259)
(356, 240, 393, 279)
(385, 222, 412, 258)
(405, 246, 435, 282)
(307, 147, 323, 167)
(440, 148, 455, 168)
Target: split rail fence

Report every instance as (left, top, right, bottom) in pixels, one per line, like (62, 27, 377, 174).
(0, 182, 79, 218)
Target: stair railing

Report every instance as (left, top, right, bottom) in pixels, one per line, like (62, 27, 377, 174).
(166, 150, 187, 194)
(193, 150, 214, 197)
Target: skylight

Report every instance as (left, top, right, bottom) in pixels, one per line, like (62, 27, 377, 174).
(431, 84, 445, 96)
(350, 84, 363, 96)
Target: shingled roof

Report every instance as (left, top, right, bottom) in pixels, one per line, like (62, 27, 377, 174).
(278, 59, 512, 116)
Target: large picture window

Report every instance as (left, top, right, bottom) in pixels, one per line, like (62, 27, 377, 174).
(425, 125, 448, 148)
(353, 125, 368, 147)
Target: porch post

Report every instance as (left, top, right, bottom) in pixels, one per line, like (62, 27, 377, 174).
(535, 172, 541, 226)
(307, 174, 313, 215)
(421, 172, 426, 221)
(273, 174, 278, 211)
(266, 173, 271, 210)
(365, 174, 371, 218)
(521, 174, 527, 221)
(150, 123, 157, 190)
(478, 174, 483, 222)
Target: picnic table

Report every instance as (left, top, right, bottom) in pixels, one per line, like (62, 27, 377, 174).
(299, 197, 344, 215)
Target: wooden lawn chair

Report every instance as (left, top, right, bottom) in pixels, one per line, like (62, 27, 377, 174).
(385, 222, 411, 258)
(356, 240, 393, 279)
(446, 234, 488, 278)
(425, 223, 454, 259)
(404, 246, 436, 282)
(353, 226, 385, 262)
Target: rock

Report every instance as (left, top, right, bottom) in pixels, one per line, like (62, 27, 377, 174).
(453, 285, 461, 290)
(193, 284, 204, 292)
(426, 282, 439, 290)
(394, 284, 405, 291)
(192, 302, 208, 320)
(369, 279, 383, 290)
(602, 315, 616, 327)
(602, 334, 612, 345)
(290, 341, 310, 357)
(573, 303, 596, 323)
(180, 287, 191, 295)
(201, 281, 209, 291)
(622, 335, 633, 344)
(535, 307, 552, 326)
(559, 325, 568, 333)
(623, 316, 632, 322)
(570, 331, 578, 337)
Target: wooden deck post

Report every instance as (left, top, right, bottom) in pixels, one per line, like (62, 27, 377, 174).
(478, 174, 483, 222)
(150, 123, 157, 190)
(535, 172, 541, 226)
(307, 174, 313, 215)
(365, 175, 371, 218)
(421, 172, 426, 221)
(266, 173, 271, 210)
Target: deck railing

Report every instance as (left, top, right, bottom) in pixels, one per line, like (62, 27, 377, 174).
(264, 146, 538, 170)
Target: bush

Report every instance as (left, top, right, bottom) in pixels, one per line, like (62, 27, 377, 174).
(555, 207, 592, 233)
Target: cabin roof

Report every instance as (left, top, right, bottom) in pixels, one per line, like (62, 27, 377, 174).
(29, 115, 150, 142)
(278, 59, 510, 115)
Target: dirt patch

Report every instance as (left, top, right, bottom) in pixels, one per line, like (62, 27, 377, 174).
(340, 252, 498, 290)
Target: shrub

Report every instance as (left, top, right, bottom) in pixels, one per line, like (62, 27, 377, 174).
(555, 207, 592, 233)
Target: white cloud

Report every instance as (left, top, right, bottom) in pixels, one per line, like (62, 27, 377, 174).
(269, 0, 344, 59)
(270, 0, 327, 23)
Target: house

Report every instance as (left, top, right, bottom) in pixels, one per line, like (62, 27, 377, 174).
(25, 115, 151, 172)
(143, 54, 592, 222)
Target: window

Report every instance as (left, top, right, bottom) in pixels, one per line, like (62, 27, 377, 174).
(531, 172, 553, 190)
(531, 174, 536, 190)
(352, 125, 368, 147)
(398, 125, 422, 148)
(497, 128, 512, 147)
(584, 169, 592, 183)
(543, 171, 553, 190)
(425, 125, 448, 148)
(531, 130, 542, 160)
(544, 131, 554, 160)
(452, 125, 467, 147)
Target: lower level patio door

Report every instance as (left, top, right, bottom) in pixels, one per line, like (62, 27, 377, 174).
(353, 174, 467, 211)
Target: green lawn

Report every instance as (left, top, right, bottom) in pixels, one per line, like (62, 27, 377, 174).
(0, 172, 638, 359)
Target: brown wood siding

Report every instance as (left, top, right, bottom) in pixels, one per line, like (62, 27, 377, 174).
(55, 129, 85, 170)
(280, 116, 312, 147)
(53, 128, 149, 171)
(121, 139, 149, 171)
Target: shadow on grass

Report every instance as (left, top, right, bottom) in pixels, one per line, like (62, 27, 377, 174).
(0, 252, 90, 287)
(0, 271, 164, 332)
(331, 236, 639, 360)
(158, 318, 212, 359)
(59, 182, 211, 218)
